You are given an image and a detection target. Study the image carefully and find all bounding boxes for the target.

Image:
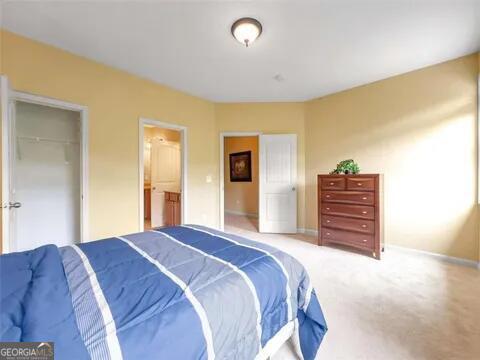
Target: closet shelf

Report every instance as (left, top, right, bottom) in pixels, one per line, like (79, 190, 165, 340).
(17, 135, 79, 145)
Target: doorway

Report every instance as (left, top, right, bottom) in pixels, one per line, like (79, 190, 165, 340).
(139, 118, 186, 231)
(1, 79, 88, 253)
(220, 133, 298, 234)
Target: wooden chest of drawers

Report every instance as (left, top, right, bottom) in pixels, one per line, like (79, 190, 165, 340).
(318, 174, 383, 259)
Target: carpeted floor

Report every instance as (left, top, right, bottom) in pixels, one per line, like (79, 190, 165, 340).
(224, 214, 480, 360)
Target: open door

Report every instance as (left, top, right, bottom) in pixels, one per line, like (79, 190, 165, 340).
(1, 76, 13, 253)
(150, 139, 181, 227)
(259, 134, 297, 233)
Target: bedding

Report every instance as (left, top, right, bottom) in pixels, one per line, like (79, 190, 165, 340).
(0, 225, 327, 359)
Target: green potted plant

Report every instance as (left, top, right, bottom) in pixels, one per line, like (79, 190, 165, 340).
(330, 159, 360, 175)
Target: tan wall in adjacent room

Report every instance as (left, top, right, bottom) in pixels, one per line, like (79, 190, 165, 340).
(224, 136, 259, 217)
(305, 54, 479, 261)
(144, 126, 181, 143)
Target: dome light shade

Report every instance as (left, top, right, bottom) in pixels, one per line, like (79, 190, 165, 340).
(231, 18, 262, 47)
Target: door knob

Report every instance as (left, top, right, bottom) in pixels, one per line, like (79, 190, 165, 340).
(9, 202, 21, 209)
(291, 187, 296, 191)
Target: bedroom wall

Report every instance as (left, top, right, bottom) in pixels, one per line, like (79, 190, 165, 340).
(0, 28, 3, 252)
(224, 136, 259, 217)
(215, 103, 306, 231)
(478, 52, 480, 264)
(0, 26, 3, 72)
(305, 54, 479, 261)
(1, 30, 219, 242)
(1, 29, 478, 262)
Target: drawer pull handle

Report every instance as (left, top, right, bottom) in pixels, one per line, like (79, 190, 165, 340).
(326, 195, 331, 198)
(362, 211, 368, 214)
(326, 232, 331, 236)
(326, 207, 330, 210)
(361, 224, 367, 228)
(357, 183, 362, 186)
(362, 239, 368, 242)
(329, 182, 334, 185)
(362, 197, 367, 200)
(326, 220, 330, 223)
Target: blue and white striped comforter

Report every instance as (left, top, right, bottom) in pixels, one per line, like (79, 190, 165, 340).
(1, 225, 327, 359)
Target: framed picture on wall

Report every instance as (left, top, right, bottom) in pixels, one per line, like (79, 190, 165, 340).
(229, 151, 252, 182)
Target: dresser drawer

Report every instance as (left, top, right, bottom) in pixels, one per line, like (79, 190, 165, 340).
(323, 215, 374, 234)
(346, 177, 375, 191)
(322, 228, 374, 249)
(321, 177, 346, 190)
(322, 191, 374, 205)
(321, 203, 374, 220)
(165, 192, 181, 202)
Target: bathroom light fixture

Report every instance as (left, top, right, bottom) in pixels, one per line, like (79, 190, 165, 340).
(231, 17, 262, 47)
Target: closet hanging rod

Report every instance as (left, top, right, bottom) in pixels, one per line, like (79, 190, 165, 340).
(17, 135, 79, 145)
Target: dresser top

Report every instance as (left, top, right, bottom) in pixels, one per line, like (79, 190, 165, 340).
(318, 174, 380, 178)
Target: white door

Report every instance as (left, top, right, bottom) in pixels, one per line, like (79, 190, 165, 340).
(150, 139, 181, 227)
(10, 101, 81, 252)
(1, 76, 13, 252)
(259, 134, 297, 233)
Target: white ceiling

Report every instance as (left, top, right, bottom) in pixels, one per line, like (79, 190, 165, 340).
(1, 0, 479, 102)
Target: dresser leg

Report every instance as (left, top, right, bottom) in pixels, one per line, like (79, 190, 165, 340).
(318, 235, 323, 246)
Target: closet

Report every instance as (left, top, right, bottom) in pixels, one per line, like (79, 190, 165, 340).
(10, 101, 81, 251)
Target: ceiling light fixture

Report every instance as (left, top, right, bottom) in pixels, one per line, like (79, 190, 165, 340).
(231, 17, 262, 47)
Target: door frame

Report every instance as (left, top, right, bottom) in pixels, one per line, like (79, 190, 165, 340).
(138, 118, 187, 231)
(1, 86, 89, 252)
(219, 131, 261, 231)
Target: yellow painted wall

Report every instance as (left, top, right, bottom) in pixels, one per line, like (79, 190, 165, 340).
(215, 103, 306, 230)
(2, 30, 219, 240)
(0, 28, 3, 253)
(478, 52, 480, 263)
(306, 54, 479, 261)
(224, 136, 259, 216)
(1, 29, 479, 262)
(0, 26, 3, 73)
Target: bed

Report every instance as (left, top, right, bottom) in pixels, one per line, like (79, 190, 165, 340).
(0, 225, 327, 359)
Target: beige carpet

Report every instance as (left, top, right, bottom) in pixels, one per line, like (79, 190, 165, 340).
(224, 214, 480, 360)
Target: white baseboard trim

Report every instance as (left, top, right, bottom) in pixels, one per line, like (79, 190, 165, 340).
(225, 210, 258, 218)
(297, 228, 318, 237)
(386, 244, 479, 269)
(297, 229, 479, 269)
